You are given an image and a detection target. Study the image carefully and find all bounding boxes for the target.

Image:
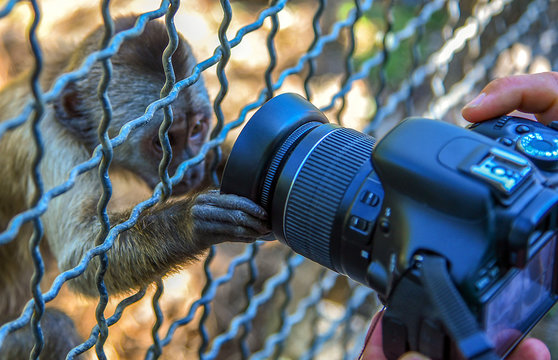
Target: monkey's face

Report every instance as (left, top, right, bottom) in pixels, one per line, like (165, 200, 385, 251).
(106, 85, 212, 196)
(51, 76, 212, 197)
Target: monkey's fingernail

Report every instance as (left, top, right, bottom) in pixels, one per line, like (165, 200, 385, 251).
(463, 92, 486, 109)
(259, 233, 275, 241)
(258, 210, 268, 220)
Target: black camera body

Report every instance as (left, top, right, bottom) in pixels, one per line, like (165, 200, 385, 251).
(373, 117, 558, 359)
(221, 94, 558, 359)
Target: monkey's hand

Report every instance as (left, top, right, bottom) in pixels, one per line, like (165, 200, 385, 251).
(191, 190, 271, 245)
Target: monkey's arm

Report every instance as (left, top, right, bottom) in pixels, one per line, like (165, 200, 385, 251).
(51, 189, 269, 297)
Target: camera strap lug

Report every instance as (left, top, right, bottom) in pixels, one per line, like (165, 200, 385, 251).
(383, 255, 500, 360)
(419, 255, 499, 360)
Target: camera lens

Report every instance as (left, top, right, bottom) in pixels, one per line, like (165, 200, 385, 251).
(222, 93, 380, 280)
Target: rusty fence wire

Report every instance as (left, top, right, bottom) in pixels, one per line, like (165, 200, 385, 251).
(0, 0, 557, 359)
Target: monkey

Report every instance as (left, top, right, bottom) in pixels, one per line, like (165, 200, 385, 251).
(0, 15, 270, 359)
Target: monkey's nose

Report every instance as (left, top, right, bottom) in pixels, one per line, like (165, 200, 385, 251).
(186, 166, 204, 187)
(172, 166, 204, 195)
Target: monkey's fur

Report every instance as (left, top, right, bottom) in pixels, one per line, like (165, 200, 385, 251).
(0, 16, 269, 359)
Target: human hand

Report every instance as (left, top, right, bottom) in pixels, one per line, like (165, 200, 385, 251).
(461, 72, 558, 125)
(359, 311, 551, 360)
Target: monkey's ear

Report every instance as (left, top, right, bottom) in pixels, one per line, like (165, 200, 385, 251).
(53, 82, 97, 146)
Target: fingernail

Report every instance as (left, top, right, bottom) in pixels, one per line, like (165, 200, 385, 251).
(399, 352, 430, 360)
(464, 92, 486, 109)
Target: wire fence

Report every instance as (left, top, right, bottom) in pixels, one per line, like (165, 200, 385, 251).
(0, 0, 556, 359)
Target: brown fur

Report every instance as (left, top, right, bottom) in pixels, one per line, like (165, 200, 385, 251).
(0, 15, 269, 358)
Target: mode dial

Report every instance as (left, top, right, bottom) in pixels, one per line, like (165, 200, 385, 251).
(516, 132, 558, 170)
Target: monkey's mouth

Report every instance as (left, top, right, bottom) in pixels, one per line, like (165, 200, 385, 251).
(140, 162, 205, 196)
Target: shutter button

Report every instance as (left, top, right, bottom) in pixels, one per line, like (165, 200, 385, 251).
(515, 125, 530, 134)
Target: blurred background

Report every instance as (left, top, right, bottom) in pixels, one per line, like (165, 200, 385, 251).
(1, 0, 557, 359)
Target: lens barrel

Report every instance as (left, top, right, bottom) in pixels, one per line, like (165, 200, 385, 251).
(222, 93, 377, 274)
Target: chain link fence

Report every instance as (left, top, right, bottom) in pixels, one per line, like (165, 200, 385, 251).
(0, 0, 557, 359)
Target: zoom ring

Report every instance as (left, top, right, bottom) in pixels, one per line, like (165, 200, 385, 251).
(284, 128, 376, 270)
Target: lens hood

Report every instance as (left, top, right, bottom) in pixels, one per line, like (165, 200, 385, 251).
(221, 93, 328, 202)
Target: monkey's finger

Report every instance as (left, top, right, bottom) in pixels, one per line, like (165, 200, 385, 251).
(462, 72, 558, 125)
(195, 192, 268, 220)
(191, 205, 270, 234)
(196, 221, 268, 243)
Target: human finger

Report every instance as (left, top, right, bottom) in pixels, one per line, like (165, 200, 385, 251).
(506, 338, 551, 360)
(462, 72, 558, 125)
(360, 311, 388, 360)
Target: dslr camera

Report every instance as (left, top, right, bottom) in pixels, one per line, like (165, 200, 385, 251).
(221, 94, 558, 360)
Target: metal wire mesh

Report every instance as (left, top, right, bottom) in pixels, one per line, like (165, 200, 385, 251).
(0, 0, 556, 359)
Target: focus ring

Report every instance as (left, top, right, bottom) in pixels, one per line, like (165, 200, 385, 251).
(284, 128, 375, 270)
(261, 121, 322, 210)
